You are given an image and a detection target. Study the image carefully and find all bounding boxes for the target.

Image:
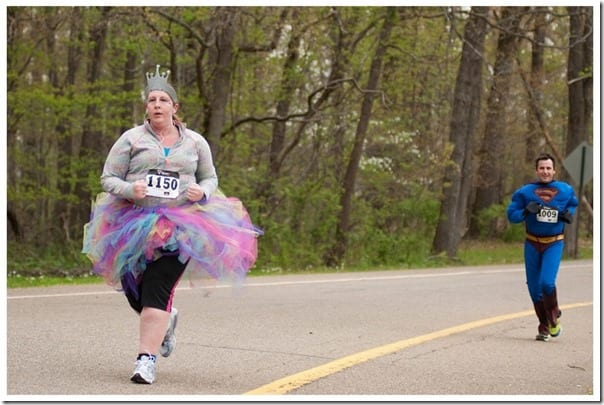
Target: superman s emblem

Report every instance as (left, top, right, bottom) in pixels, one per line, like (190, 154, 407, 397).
(534, 187, 558, 203)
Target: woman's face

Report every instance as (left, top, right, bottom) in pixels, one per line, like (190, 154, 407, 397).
(146, 90, 178, 127)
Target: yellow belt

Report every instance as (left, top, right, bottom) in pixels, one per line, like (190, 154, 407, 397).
(526, 234, 564, 244)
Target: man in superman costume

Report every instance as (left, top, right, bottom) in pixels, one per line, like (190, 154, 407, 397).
(507, 153, 579, 341)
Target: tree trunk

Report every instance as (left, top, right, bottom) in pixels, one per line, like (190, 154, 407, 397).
(326, 8, 395, 267)
(254, 8, 299, 210)
(524, 7, 547, 183)
(42, 9, 62, 243)
(76, 7, 111, 238)
(432, 6, 489, 257)
(469, 6, 528, 238)
(121, 50, 138, 134)
(564, 6, 592, 257)
(205, 7, 237, 157)
(54, 7, 84, 243)
(7, 208, 22, 242)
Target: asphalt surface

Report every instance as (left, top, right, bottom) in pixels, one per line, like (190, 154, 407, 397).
(4, 260, 597, 400)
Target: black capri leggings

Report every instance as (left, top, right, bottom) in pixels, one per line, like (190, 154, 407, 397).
(125, 255, 187, 313)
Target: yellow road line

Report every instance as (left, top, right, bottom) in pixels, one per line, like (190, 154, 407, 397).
(244, 301, 592, 395)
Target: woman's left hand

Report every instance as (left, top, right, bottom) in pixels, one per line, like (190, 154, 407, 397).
(186, 183, 205, 202)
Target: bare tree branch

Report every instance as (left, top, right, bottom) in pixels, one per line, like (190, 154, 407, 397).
(220, 78, 388, 138)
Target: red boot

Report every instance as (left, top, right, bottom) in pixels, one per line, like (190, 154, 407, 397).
(543, 288, 562, 338)
(533, 300, 550, 341)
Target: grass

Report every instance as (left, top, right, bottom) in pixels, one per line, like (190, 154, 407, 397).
(458, 239, 594, 265)
(7, 273, 105, 289)
(7, 238, 594, 289)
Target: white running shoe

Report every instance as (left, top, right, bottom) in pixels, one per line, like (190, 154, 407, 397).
(160, 307, 178, 357)
(130, 355, 156, 384)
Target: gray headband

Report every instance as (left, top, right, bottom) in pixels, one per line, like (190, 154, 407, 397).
(145, 65, 178, 103)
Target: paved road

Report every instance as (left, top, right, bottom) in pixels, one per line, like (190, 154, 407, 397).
(5, 260, 597, 400)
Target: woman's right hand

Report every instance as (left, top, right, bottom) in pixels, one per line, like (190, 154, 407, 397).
(132, 179, 148, 200)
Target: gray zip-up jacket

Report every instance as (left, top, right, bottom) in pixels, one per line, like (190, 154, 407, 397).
(101, 121, 218, 208)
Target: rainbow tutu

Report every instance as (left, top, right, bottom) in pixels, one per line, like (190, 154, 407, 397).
(82, 191, 261, 294)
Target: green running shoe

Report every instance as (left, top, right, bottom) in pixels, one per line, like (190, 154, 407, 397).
(549, 322, 562, 338)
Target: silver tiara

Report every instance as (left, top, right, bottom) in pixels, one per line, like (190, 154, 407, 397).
(145, 65, 178, 102)
(146, 64, 171, 85)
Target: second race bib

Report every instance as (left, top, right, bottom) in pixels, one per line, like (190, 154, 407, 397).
(536, 207, 558, 223)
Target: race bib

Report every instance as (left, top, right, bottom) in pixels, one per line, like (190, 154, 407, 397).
(145, 169, 180, 199)
(536, 207, 558, 223)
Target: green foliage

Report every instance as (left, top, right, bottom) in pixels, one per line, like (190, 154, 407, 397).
(9, 237, 593, 287)
(7, 6, 589, 278)
(473, 199, 526, 242)
(503, 222, 528, 243)
(255, 179, 341, 270)
(345, 183, 441, 267)
(7, 241, 93, 278)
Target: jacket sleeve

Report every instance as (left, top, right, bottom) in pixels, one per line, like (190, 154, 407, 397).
(100, 134, 136, 200)
(195, 135, 218, 199)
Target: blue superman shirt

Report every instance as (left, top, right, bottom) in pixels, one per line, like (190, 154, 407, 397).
(507, 180, 579, 236)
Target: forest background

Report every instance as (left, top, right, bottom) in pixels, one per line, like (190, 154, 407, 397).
(6, 6, 595, 278)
